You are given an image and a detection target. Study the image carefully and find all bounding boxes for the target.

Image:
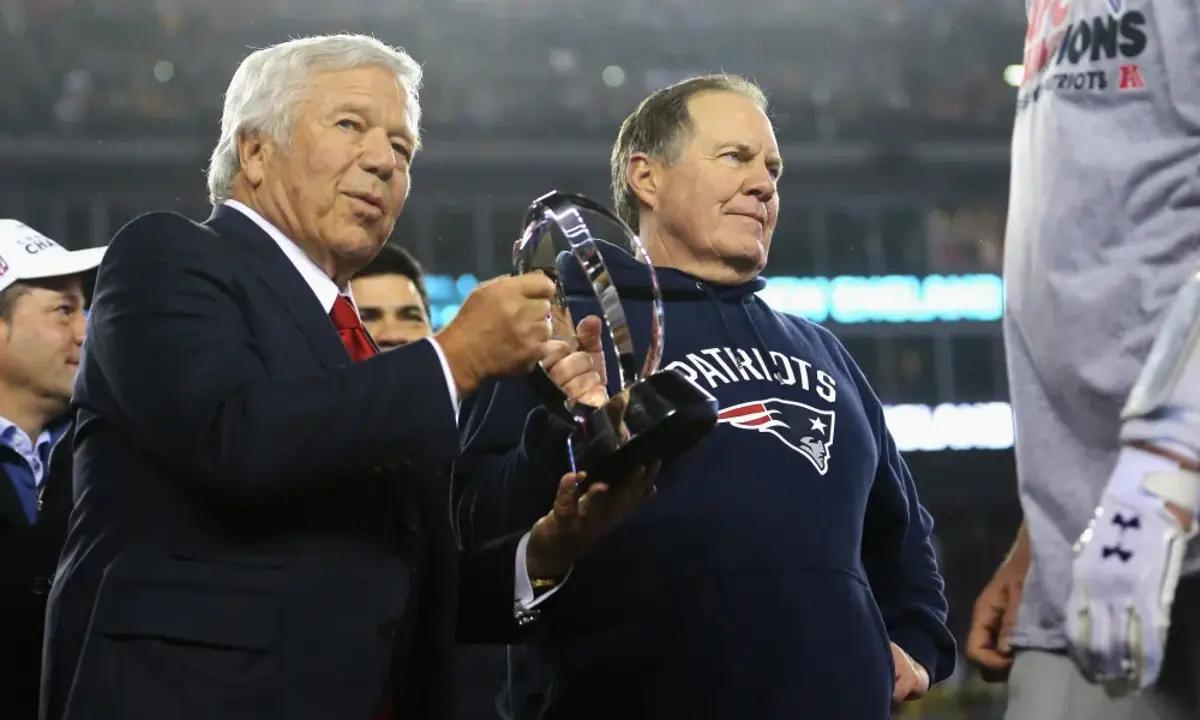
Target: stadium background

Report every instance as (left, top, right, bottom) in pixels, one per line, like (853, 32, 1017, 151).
(2, 1, 1030, 717)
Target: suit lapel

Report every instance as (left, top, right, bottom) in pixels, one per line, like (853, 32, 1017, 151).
(205, 205, 349, 372)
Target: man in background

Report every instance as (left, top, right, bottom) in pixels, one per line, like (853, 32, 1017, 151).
(0, 219, 102, 719)
(351, 242, 432, 349)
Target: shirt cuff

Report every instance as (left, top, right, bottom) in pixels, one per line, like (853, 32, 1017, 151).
(514, 530, 569, 613)
(425, 336, 460, 419)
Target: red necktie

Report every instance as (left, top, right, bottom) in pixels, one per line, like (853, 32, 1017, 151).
(331, 296, 386, 715)
(330, 295, 377, 363)
(335, 294, 386, 717)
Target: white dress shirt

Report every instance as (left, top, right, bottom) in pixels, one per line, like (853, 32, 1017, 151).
(223, 200, 559, 615)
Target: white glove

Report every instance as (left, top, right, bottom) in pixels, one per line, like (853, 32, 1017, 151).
(1066, 446, 1200, 694)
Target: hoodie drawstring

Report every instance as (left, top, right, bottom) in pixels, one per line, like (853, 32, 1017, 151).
(741, 295, 783, 384)
(696, 280, 783, 384)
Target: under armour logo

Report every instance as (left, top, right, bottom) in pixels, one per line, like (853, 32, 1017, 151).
(1102, 546, 1134, 562)
(1112, 514, 1140, 531)
(1099, 513, 1141, 563)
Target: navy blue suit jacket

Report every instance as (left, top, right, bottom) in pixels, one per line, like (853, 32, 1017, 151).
(41, 206, 522, 720)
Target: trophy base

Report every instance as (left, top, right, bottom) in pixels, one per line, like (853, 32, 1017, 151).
(570, 369, 718, 485)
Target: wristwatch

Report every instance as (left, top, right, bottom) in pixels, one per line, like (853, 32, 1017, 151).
(530, 576, 560, 593)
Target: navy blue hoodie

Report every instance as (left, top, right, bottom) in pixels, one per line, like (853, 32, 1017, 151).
(453, 243, 955, 719)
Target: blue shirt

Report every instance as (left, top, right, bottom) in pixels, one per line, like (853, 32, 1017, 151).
(0, 416, 68, 524)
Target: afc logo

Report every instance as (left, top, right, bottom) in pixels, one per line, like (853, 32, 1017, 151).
(1119, 64, 1145, 90)
(718, 398, 837, 475)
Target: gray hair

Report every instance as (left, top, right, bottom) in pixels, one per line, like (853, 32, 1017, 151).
(610, 74, 767, 233)
(207, 34, 423, 205)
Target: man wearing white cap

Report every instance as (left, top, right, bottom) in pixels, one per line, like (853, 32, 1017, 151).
(0, 219, 103, 719)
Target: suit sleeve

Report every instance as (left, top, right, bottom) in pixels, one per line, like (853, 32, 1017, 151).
(451, 377, 572, 550)
(456, 531, 525, 643)
(85, 213, 460, 508)
(842, 347, 957, 684)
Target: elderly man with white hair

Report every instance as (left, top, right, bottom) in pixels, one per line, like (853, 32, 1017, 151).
(40, 34, 649, 720)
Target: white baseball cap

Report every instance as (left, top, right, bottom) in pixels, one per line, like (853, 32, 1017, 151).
(0, 219, 106, 294)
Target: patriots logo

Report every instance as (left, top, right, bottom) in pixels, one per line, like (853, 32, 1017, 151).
(717, 398, 836, 475)
(0, 254, 7, 277)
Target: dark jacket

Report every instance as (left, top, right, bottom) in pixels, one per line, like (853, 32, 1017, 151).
(0, 426, 71, 719)
(42, 206, 522, 720)
(454, 242, 956, 719)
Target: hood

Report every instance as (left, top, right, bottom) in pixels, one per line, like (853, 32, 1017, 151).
(556, 239, 766, 302)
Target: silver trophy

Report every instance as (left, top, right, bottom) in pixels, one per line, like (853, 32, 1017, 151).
(514, 191, 718, 484)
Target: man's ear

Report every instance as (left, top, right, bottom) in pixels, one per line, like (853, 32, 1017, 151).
(627, 151, 659, 214)
(236, 129, 270, 188)
(0, 283, 27, 348)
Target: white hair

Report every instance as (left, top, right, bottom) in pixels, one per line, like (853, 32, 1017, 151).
(206, 34, 423, 205)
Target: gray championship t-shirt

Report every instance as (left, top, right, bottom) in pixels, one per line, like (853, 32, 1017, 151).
(1004, 0, 1200, 651)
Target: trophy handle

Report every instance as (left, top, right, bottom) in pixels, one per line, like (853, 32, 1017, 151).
(514, 191, 665, 401)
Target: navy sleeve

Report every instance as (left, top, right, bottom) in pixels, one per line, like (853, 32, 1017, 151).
(862, 415, 957, 683)
(85, 213, 461, 508)
(833, 338, 957, 684)
(452, 376, 573, 550)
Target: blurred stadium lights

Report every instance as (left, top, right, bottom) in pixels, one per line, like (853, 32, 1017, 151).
(762, 274, 1004, 323)
(884, 402, 1014, 452)
(601, 65, 627, 88)
(1003, 64, 1024, 88)
(425, 272, 1005, 328)
(152, 60, 175, 84)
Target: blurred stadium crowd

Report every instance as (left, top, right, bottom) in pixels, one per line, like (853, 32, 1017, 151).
(2, 0, 1022, 142)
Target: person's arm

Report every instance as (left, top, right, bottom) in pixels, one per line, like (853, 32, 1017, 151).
(452, 315, 607, 550)
(1065, 269, 1200, 692)
(87, 213, 460, 509)
(458, 465, 657, 643)
(838, 338, 954, 690)
(457, 531, 526, 642)
(860, 413, 957, 689)
(1118, 268, 1200, 519)
(453, 378, 573, 550)
(966, 521, 1030, 680)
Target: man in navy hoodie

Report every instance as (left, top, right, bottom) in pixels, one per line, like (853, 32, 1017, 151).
(452, 74, 955, 719)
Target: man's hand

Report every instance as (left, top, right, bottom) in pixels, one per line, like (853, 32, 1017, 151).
(435, 273, 556, 394)
(524, 461, 659, 580)
(1066, 445, 1199, 694)
(542, 315, 607, 409)
(966, 523, 1030, 681)
(891, 642, 930, 703)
